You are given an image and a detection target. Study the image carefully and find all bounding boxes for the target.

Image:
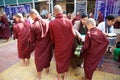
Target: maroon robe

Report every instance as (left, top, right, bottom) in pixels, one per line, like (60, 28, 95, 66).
(30, 17, 52, 72)
(67, 15, 71, 20)
(49, 13, 75, 73)
(81, 27, 109, 80)
(98, 13, 104, 24)
(114, 21, 120, 29)
(72, 15, 81, 25)
(0, 15, 10, 39)
(13, 20, 34, 59)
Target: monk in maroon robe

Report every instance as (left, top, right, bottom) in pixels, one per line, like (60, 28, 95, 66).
(114, 15, 120, 29)
(97, 10, 104, 24)
(67, 13, 71, 20)
(0, 14, 10, 41)
(29, 9, 52, 80)
(72, 12, 81, 25)
(49, 5, 75, 80)
(81, 18, 109, 80)
(13, 13, 34, 66)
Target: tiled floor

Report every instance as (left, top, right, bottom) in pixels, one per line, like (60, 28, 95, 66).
(0, 57, 120, 80)
(0, 39, 120, 80)
(0, 39, 18, 72)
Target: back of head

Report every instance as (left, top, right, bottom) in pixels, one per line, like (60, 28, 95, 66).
(116, 42, 120, 48)
(54, 5, 63, 13)
(87, 18, 96, 26)
(29, 9, 40, 17)
(16, 13, 24, 21)
(106, 14, 115, 21)
(81, 13, 88, 19)
(16, 13, 23, 18)
(86, 18, 96, 31)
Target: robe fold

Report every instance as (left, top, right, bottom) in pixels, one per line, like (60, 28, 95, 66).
(49, 13, 75, 73)
(82, 27, 109, 80)
(30, 17, 52, 72)
(0, 15, 10, 39)
(13, 20, 34, 59)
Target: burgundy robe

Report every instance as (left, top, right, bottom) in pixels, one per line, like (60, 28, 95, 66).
(13, 20, 34, 59)
(49, 13, 75, 73)
(0, 15, 10, 39)
(81, 27, 109, 80)
(67, 15, 71, 20)
(98, 13, 104, 24)
(72, 15, 81, 25)
(30, 17, 52, 72)
(114, 21, 120, 29)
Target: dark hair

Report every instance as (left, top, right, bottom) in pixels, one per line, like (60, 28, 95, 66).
(116, 42, 120, 48)
(81, 13, 88, 18)
(106, 14, 115, 20)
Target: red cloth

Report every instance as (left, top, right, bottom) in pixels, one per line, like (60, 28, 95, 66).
(114, 21, 120, 29)
(98, 13, 104, 24)
(82, 27, 109, 80)
(30, 17, 52, 72)
(13, 20, 34, 59)
(49, 13, 75, 73)
(72, 15, 81, 25)
(89, 15, 94, 18)
(67, 15, 71, 20)
(0, 15, 10, 39)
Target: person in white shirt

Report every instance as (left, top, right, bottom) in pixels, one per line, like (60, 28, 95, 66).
(98, 14, 116, 48)
(98, 15, 115, 35)
(97, 14, 116, 68)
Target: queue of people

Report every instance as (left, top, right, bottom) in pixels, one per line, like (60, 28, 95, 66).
(0, 4, 120, 80)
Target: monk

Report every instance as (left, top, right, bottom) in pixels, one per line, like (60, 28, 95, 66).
(49, 5, 75, 80)
(29, 9, 53, 80)
(114, 16, 120, 43)
(0, 12, 11, 41)
(114, 16, 120, 29)
(97, 10, 104, 24)
(72, 12, 81, 25)
(81, 18, 109, 80)
(13, 13, 34, 66)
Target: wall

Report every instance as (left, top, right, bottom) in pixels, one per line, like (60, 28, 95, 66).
(38, 0, 95, 13)
(56, 1, 66, 11)
(39, 2, 49, 13)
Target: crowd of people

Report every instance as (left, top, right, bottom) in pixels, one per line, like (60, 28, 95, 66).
(0, 4, 120, 80)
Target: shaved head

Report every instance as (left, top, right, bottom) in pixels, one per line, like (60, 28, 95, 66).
(54, 5, 63, 16)
(29, 9, 40, 21)
(86, 18, 96, 26)
(86, 18, 96, 31)
(29, 9, 40, 17)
